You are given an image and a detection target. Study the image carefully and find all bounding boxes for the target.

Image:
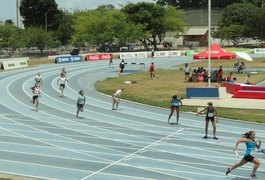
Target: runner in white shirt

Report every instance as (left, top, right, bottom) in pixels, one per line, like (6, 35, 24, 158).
(57, 74, 68, 97)
(30, 83, 41, 111)
(76, 90, 86, 118)
(35, 72, 42, 85)
(112, 88, 124, 110)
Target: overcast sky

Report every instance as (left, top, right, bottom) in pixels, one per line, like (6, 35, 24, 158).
(0, 0, 155, 22)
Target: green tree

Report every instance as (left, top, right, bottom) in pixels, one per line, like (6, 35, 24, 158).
(0, 24, 23, 57)
(22, 27, 54, 53)
(155, 0, 245, 9)
(55, 10, 74, 45)
(214, 25, 245, 45)
(20, 0, 60, 31)
(247, 4, 265, 41)
(72, 5, 144, 49)
(122, 2, 185, 50)
(215, 3, 259, 44)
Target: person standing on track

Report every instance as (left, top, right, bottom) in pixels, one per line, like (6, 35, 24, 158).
(76, 90, 86, 118)
(149, 62, 155, 79)
(109, 55, 114, 68)
(184, 63, 191, 83)
(30, 83, 41, 111)
(196, 102, 218, 139)
(112, 88, 124, 110)
(226, 131, 261, 179)
(168, 95, 183, 124)
(57, 73, 68, 97)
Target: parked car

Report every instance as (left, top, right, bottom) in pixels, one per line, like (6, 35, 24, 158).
(97, 44, 120, 52)
(70, 48, 79, 55)
(120, 43, 134, 52)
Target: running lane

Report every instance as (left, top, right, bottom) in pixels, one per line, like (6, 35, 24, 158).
(0, 57, 264, 180)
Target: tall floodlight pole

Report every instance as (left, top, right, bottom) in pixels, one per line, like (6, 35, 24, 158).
(16, 0, 19, 27)
(207, 0, 211, 87)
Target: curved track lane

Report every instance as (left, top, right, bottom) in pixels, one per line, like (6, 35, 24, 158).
(0, 58, 264, 180)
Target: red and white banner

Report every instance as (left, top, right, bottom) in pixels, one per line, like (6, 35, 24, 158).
(85, 53, 113, 61)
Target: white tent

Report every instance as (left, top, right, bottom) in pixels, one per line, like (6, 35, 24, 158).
(235, 52, 253, 61)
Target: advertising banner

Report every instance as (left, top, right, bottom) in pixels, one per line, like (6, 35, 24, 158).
(169, 51, 181, 56)
(85, 53, 112, 61)
(2, 57, 29, 70)
(120, 52, 148, 59)
(154, 51, 181, 57)
(55, 55, 82, 64)
(254, 48, 265, 54)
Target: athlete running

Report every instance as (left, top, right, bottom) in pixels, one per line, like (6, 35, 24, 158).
(226, 131, 261, 179)
(30, 83, 41, 111)
(76, 90, 86, 118)
(57, 74, 68, 97)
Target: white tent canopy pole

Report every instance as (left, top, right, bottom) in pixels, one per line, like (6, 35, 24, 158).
(208, 0, 211, 87)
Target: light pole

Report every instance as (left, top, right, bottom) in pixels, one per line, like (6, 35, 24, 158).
(207, 0, 211, 87)
(45, 12, 48, 34)
(261, 0, 265, 41)
(44, 12, 48, 51)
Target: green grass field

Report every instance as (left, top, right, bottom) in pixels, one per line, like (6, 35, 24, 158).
(96, 59, 265, 124)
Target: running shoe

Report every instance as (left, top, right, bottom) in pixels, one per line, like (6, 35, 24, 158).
(250, 173, 257, 179)
(213, 136, 218, 140)
(226, 168, 231, 175)
(203, 135, 208, 139)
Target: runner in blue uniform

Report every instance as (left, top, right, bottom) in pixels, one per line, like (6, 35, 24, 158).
(168, 95, 183, 124)
(76, 90, 86, 118)
(226, 131, 261, 179)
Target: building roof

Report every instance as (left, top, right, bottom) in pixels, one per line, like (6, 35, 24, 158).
(182, 27, 208, 36)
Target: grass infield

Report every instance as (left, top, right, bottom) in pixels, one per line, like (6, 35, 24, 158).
(96, 59, 265, 124)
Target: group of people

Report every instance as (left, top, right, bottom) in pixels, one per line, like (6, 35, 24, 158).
(30, 72, 42, 111)
(109, 56, 125, 76)
(110, 55, 156, 79)
(184, 63, 254, 86)
(166, 93, 263, 179)
(225, 72, 253, 84)
(196, 102, 262, 178)
(184, 64, 208, 83)
(30, 68, 86, 118)
(28, 61, 263, 179)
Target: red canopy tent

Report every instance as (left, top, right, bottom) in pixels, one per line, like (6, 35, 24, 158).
(193, 43, 236, 60)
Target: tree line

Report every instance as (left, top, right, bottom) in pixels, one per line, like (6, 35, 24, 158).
(156, 0, 264, 9)
(0, 0, 264, 57)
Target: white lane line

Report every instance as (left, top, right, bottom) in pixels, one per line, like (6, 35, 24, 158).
(2, 61, 264, 179)
(0, 158, 92, 180)
(3, 89, 229, 179)
(0, 115, 116, 162)
(0, 109, 118, 162)
(80, 128, 185, 180)
(2, 83, 177, 158)
(24, 67, 265, 140)
(0, 107, 256, 174)
(0, 100, 260, 177)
